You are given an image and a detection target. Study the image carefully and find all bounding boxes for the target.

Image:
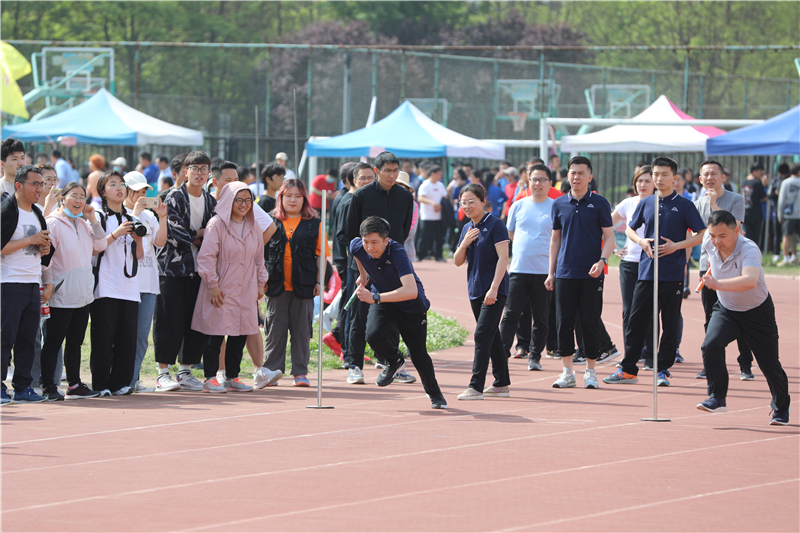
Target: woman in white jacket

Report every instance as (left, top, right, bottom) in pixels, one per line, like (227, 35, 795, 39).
(40, 183, 107, 400)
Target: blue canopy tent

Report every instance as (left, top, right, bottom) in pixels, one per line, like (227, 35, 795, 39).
(1, 88, 203, 146)
(306, 101, 505, 160)
(706, 105, 800, 155)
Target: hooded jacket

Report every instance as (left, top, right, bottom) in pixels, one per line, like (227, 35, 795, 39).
(42, 209, 108, 308)
(191, 182, 268, 337)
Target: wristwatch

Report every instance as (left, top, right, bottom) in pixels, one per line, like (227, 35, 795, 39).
(600, 257, 608, 265)
(373, 292, 381, 304)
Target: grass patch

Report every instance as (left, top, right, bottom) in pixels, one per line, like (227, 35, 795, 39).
(77, 310, 468, 379)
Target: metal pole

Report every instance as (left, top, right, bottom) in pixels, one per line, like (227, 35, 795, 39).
(308, 190, 333, 409)
(400, 51, 406, 102)
(306, 50, 313, 145)
(342, 53, 351, 134)
(698, 76, 704, 119)
(254, 105, 259, 167)
(642, 193, 670, 422)
(683, 54, 690, 110)
(293, 89, 299, 179)
(540, 117, 548, 160)
(433, 55, 440, 120)
(492, 60, 498, 138)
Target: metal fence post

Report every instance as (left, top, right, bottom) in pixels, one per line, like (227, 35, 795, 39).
(306, 49, 313, 139)
(698, 76, 704, 119)
(743, 80, 749, 119)
(371, 51, 377, 100)
(492, 60, 498, 138)
(400, 51, 406, 102)
(683, 53, 690, 110)
(433, 55, 440, 121)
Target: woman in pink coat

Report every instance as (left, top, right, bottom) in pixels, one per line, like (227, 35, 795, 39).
(192, 182, 269, 393)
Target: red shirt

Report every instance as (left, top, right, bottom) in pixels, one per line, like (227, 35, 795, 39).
(309, 174, 336, 209)
(516, 186, 563, 201)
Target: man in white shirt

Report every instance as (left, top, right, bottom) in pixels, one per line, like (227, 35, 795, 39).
(156, 155, 172, 181)
(275, 152, 297, 180)
(417, 164, 448, 262)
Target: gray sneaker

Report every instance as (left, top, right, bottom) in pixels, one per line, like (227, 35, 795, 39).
(177, 371, 204, 391)
(202, 377, 227, 393)
(133, 380, 155, 393)
(552, 371, 576, 388)
(223, 377, 253, 392)
(253, 367, 282, 389)
(394, 370, 417, 384)
(347, 366, 365, 384)
(528, 356, 542, 371)
(584, 370, 599, 389)
(740, 370, 755, 381)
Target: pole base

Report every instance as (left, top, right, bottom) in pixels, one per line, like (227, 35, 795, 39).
(306, 405, 335, 409)
(640, 417, 671, 422)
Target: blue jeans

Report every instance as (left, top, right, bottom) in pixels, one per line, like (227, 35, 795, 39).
(131, 292, 157, 388)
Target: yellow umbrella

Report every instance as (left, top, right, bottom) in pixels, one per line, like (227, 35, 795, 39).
(1, 41, 31, 119)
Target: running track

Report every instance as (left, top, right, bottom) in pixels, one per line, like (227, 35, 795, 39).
(2, 264, 798, 532)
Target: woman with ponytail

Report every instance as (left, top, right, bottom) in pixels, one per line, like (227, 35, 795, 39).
(40, 182, 107, 400)
(91, 170, 144, 396)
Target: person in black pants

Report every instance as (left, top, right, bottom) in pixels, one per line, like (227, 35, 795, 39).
(605, 157, 705, 387)
(696, 210, 790, 425)
(454, 184, 511, 400)
(350, 216, 447, 409)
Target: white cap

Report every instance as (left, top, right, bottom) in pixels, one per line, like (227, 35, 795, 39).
(123, 171, 152, 191)
(275, 152, 288, 162)
(112, 156, 127, 167)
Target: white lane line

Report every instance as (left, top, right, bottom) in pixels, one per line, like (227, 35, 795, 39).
(501, 478, 800, 531)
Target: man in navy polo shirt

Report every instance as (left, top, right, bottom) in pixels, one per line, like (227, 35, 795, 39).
(351, 216, 447, 409)
(545, 156, 615, 389)
(605, 156, 706, 387)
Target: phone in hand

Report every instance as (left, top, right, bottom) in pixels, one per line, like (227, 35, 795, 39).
(143, 197, 160, 209)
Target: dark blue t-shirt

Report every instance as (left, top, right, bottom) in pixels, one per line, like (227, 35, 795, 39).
(629, 191, 706, 282)
(457, 213, 510, 300)
(485, 184, 508, 217)
(350, 238, 430, 314)
(551, 190, 613, 279)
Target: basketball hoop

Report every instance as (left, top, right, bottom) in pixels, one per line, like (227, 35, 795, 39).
(508, 111, 528, 132)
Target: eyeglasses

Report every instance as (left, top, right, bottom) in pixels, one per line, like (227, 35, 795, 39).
(233, 197, 253, 206)
(188, 165, 210, 174)
(459, 199, 480, 208)
(378, 168, 400, 175)
(530, 178, 550, 184)
(43, 177, 59, 184)
(106, 182, 127, 189)
(64, 195, 87, 202)
(355, 176, 375, 182)
(23, 181, 44, 189)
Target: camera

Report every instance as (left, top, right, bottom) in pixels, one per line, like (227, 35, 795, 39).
(129, 217, 148, 237)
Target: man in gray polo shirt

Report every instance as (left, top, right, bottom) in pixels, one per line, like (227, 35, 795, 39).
(696, 210, 790, 426)
(694, 159, 753, 380)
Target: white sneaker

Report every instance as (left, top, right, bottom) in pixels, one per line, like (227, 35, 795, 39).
(177, 371, 204, 391)
(133, 380, 155, 393)
(253, 367, 282, 389)
(584, 370, 599, 389)
(112, 386, 132, 395)
(552, 371, 576, 388)
(156, 373, 180, 392)
(347, 366, 365, 384)
(98, 389, 111, 397)
(7, 366, 13, 381)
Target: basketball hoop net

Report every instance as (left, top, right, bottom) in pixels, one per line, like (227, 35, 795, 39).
(508, 111, 528, 132)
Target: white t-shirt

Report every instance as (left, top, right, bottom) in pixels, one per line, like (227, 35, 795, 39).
(94, 214, 140, 303)
(284, 169, 297, 181)
(0, 178, 16, 200)
(188, 192, 205, 262)
(126, 208, 160, 295)
(0, 208, 42, 284)
(615, 196, 646, 263)
(252, 203, 274, 233)
(249, 182, 265, 197)
(418, 180, 447, 221)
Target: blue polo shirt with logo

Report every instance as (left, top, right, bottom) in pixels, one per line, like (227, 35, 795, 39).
(551, 190, 613, 279)
(457, 213, 511, 300)
(350, 237, 430, 314)
(629, 191, 706, 282)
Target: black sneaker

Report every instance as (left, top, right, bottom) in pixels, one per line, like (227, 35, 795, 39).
(42, 386, 64, 402)
(769, 408, 789, 426)
(376, 359, 406, 387)
(65, 382, 101, 400)
(740, 369, 755, 381)
(428, 394, 448, 409)
(697, 397, 727, 413)
(528, 354, 542, 371)
(572, 353, 586, 365)
(596, 345, 621, 363)
(696, 370, 707, 379)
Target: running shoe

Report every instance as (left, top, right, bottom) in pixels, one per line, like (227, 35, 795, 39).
(346, 366, 365, 384)
(253, 367, 282, 389)
(643, 362, 654, 371)
(155, 373, 181, 392)
(528, 355, 542, 371)
(513, 347, 528, 359)
(572, 354, 586, 365)
(597, 345, 621, 363)
(552, 371, 576, 388)
(603, 369, 639, 384)
(376, 359, 406, 387)
(177, 371, 204, 391)
(696, 370, 707, 379)
(1, 388, 12, 406)
(65, 382, 101, 399)
(12, 387, 46, 403)
(545, 350, 560, 359)
(293, 375, 311, 387)
(42, 386, 64, 402)
(483, 385, 510, 397)
(224, 377, 253, 392)
(674, 352, 684, 364)
(457, 387, 483, 400)
(769, 408, 790, 426)
(133, 380, 155, 393)
(202, 377, 227, 393)
(696, 397, 727, 413)
(428, 394, 448, 409)
(98, 389, 112, 397)
(584, 370, 599, 389)
(740, 370, 755, 381)
(657, 370, 671, 387)
(112, 386, 133, 396)
(322, 332, 342, 357)
(394, 370, 416, 384)
(374, 361, 387, 370)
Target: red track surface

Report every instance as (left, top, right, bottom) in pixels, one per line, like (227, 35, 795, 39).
(2, 264, 798, 532)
